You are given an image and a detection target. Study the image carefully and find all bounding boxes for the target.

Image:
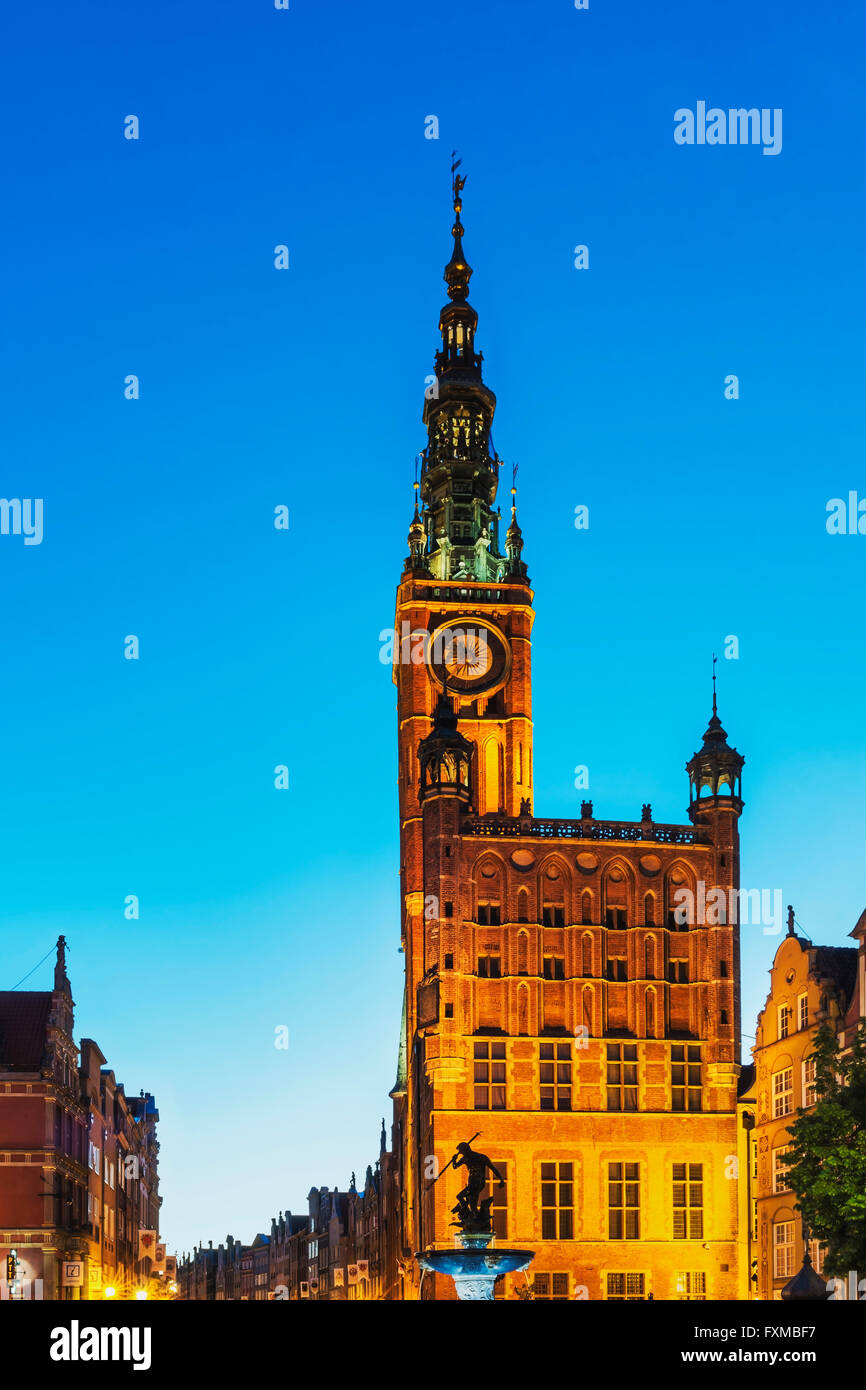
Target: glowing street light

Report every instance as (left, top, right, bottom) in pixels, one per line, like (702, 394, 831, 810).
(134, 1289, 148, 1301)
(103, 1286, 116, 1299)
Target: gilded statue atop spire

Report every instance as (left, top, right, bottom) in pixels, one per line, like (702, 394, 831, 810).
(445, 153, 472, 303)
(452, 152, 466, 210)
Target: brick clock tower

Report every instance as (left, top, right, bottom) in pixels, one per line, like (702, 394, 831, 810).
(389, 172, 747, 1302)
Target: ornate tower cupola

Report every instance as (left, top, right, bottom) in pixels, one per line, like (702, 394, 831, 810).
(504, 477, 528, 581)
(686, 670, 745, 823)
(417, 694, 474, 804)
(418, 159, 520, 584)
(406, 481, 430, 574)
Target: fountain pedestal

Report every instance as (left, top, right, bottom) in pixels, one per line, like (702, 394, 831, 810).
(416, 1232, 534, 1301)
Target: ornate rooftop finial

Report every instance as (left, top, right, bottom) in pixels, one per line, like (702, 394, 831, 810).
(54, 935, 71, 995)
(505, 463, 527, 578)
(445, 152, 472, 303)
(712, 652, 718, 716)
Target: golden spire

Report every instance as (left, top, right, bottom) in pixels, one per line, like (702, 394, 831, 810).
(445, 152, 472, 302)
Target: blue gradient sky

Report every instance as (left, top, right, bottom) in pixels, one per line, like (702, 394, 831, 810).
(2, 0, 864, 1255)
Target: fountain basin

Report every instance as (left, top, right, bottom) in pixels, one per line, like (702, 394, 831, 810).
(416, 1244, 534, 1301)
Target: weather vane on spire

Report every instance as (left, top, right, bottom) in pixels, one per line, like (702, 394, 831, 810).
(712, 652, 718, 715)
(451, 151, 466, 210)
(512, 462, 519, 497)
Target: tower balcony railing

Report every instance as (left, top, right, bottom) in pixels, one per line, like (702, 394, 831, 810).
(434, 347, 484, 374)
(462, 815, 709, 845)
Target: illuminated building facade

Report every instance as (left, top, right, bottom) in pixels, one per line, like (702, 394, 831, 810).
(747, 909, 859, 1299)
(0, 937, 161, 1299)
(389, 176, 748, 1300)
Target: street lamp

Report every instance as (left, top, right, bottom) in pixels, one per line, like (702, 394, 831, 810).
(134, 1289, 148, 1301)
(103, 1286, 116, 1299)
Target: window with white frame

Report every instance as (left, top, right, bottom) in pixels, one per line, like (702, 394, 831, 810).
(772, 1145, 792, 1194)
(773, 1067, 793, 1118)
(802, 1055, 818, 1107)
(797, 994, 808, 1031)
(773, 1221, 795, 1279)
(808, 1240, 825, 1275)
(778, 1005, 791, 1039)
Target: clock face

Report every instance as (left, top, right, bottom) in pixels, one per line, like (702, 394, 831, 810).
(426, 621, 511, 696)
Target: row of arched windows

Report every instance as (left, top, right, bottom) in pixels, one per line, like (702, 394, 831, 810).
(476, 886, 684, 930)
(508, 980, 665, 1037)
(482, 930, 699, 983)
(473, 854, 705, 929)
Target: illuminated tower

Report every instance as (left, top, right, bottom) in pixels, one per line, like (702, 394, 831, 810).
(389, 173, 745, 1303)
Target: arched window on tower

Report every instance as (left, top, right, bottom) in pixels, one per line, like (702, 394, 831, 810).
(645, 937, 655, 979)
(541, 862, 568, 927)
(581, 933, 594, 977)
(517, 931, 528, 976)
(482, 739, 501, 815)
(582, 985, 594, 1037)
(517, 742, 523, 785)
(646, 988, 656, 1036)
(477, 861, 503, 925)
(644, 893, 655, 926)
(581, 891, 593, 926)
(517, 888, 529, 924)
(518, 982, 529, 1036)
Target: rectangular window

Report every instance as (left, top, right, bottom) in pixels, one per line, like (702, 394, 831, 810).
(443, 953, 453, 970)
(533, 1272, 570, 1300)
(605, 907, 628, 930)
(668, 959, 689, 984)
(540, 1162, 574, 1240)
(606, 1272, 645, 1301)
(606, 1044, 638, 1111)
(675, 1271, 706, 1300)
(802, 1056, 817, 1108)
(672, 1163, 703, 1239)
(474, 1041, 506, 1110)
(606, 957, 627, 982)
(477, 955, 501, 979)
(774, 1222, 795, 1279)
(542, 956, 565, 981)
(671, 1045, 702, 1111)
(608, 1162, 640, 1240)
(798, 994, 808, 1032)
(540, 1042, 572, 1111)
(778, 1005, 791, 1040)
(773, 1146, 792, 1194)
(478, 904, 501, 926)
(542, 905, 565, 927)
(773, 1067, 793, 1118)
(490, 1162, 508, 1239)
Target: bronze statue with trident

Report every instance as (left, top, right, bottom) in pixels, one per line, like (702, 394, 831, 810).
(429, 1134, 505, 1233)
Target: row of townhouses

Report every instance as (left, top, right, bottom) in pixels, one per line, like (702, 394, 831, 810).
(178, 1134, 401, 1301)
(0, 938, 168, 1300)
